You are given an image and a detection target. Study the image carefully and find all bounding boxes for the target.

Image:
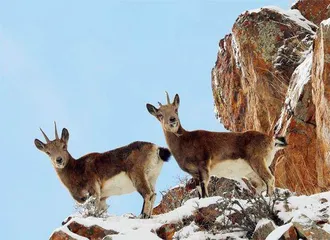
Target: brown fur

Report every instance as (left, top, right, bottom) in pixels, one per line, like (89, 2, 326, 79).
(35, 124, 170, 218)
(147, 93, 285, 197)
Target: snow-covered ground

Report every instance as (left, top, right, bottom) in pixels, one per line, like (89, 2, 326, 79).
(53, 191, 330, 240)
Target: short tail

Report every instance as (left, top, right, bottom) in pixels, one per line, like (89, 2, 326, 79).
(158, 147, 171, 162)
(275, 136, 287, 148)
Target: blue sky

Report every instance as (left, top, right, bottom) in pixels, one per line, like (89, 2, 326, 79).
(1, 1, 289, 239)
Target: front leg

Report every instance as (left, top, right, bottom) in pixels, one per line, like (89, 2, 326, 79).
(193, 178, 202, 199)
(198, 168, 210, 198)
(92, 182, 108, 216)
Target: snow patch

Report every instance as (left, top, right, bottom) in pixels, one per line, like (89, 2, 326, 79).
(109, 229, 161, 240)
(266, 223, 293, 240)
(231, 34, 242, 70)
(321, 18, 330, 27)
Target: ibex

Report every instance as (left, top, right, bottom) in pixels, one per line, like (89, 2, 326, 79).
(34, 123, 171, 218)
(147, 92, 287, 198)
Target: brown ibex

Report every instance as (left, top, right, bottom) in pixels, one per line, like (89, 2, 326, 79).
(147, 92, 287, 198)
(34, 123, 171, 218)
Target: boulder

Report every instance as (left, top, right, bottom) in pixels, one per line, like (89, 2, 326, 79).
(252, 219, 276, 240)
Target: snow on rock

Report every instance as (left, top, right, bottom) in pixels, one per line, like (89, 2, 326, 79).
(51, 197, 222, 240)
(50, 190, 330, 239)
(321, 17, 330, 27)
(276, 191, 330, 223)
(275, 49, 313, 136)
(247, 6, 317, 32)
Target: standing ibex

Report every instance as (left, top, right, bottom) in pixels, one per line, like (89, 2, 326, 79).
(147, 92, 287, 198)
(34, 123, 171, 218)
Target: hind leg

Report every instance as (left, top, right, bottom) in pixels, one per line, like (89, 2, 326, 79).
(249, 157, 275, 196)
(245, 172, 267, 195)
(134, 174, 155, 219)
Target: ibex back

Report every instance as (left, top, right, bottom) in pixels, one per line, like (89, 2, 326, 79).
(34, 123, 171, 218)
(147, 92, 287, 198)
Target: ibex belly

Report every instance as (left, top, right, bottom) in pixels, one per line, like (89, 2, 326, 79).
(210, 159, 254, 180)
(101, 172, 136, 197)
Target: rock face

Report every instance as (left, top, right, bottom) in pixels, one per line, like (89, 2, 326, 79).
(212, 1, 330, 194)
(212, 7, 315, 133)
(311, 20, 330, 191)
(292, 0, 330, 25)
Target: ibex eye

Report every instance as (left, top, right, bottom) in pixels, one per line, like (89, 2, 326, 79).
(175, 109, 178, 114)
(46, 151, 50, 155)
(63, 145, 67, 150)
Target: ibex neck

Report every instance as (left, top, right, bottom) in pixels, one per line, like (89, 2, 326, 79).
(55, 154, 77, 187)
(163, 125, 187, 148)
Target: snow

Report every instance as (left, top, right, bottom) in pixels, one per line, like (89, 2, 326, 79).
(276, 191, 330, 223)
(108, 229, 161, 240)
(231, 34, 242, 70)
(321, 18, 330, 27)
(266, 223, 293, 240)
(247, 6, 316, 33)
(291, 0, 300, 7)
(174, 222, 246, 240)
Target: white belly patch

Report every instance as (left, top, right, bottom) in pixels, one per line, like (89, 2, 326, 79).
(101, 172, 136, 198)
(210, 159, 254, 180)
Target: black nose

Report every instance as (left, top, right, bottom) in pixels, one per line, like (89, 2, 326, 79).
(56, 157, 63, 164)
(170, 117, 176, 123)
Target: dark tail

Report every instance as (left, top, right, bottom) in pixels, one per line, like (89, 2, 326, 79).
(158, 147, 171, 162)
(275, 136, 288, 147)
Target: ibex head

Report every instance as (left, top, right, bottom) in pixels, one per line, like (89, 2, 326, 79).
(147, 92, 181, 134)
(34, 122, 70, 169)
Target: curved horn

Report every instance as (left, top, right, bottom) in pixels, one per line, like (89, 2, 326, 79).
(165, 91, 170, 104)
(40, 128, 50, 143)
(158, 102, 163, 106)
(54, 121, 59, 139)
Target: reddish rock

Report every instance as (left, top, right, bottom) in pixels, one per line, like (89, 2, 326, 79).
(152, 178, 197, 215)
(311, 20, 330, 191)
(194, 204, 221, 230)
(156, 223, 177, 240)
(293, 214, 330, 239)
(292, 0, 330, 25)
(50, 231, 75, 240)
(283, 225, 298, 240)
(67, 221, 118, 240)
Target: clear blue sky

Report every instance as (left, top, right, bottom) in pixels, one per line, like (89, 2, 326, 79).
(1, 1, 289, 239)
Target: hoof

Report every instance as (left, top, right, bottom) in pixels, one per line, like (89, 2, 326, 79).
(140, 213, 151, 219)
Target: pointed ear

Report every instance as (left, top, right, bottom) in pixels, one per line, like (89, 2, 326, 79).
(146, 104, 158, 116)
(61, 128, 69, 144)
(34, 139, 46, 151)
(173, 94, 180, 107)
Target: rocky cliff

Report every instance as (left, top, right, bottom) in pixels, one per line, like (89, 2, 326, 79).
(212, 0, 330, 194)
